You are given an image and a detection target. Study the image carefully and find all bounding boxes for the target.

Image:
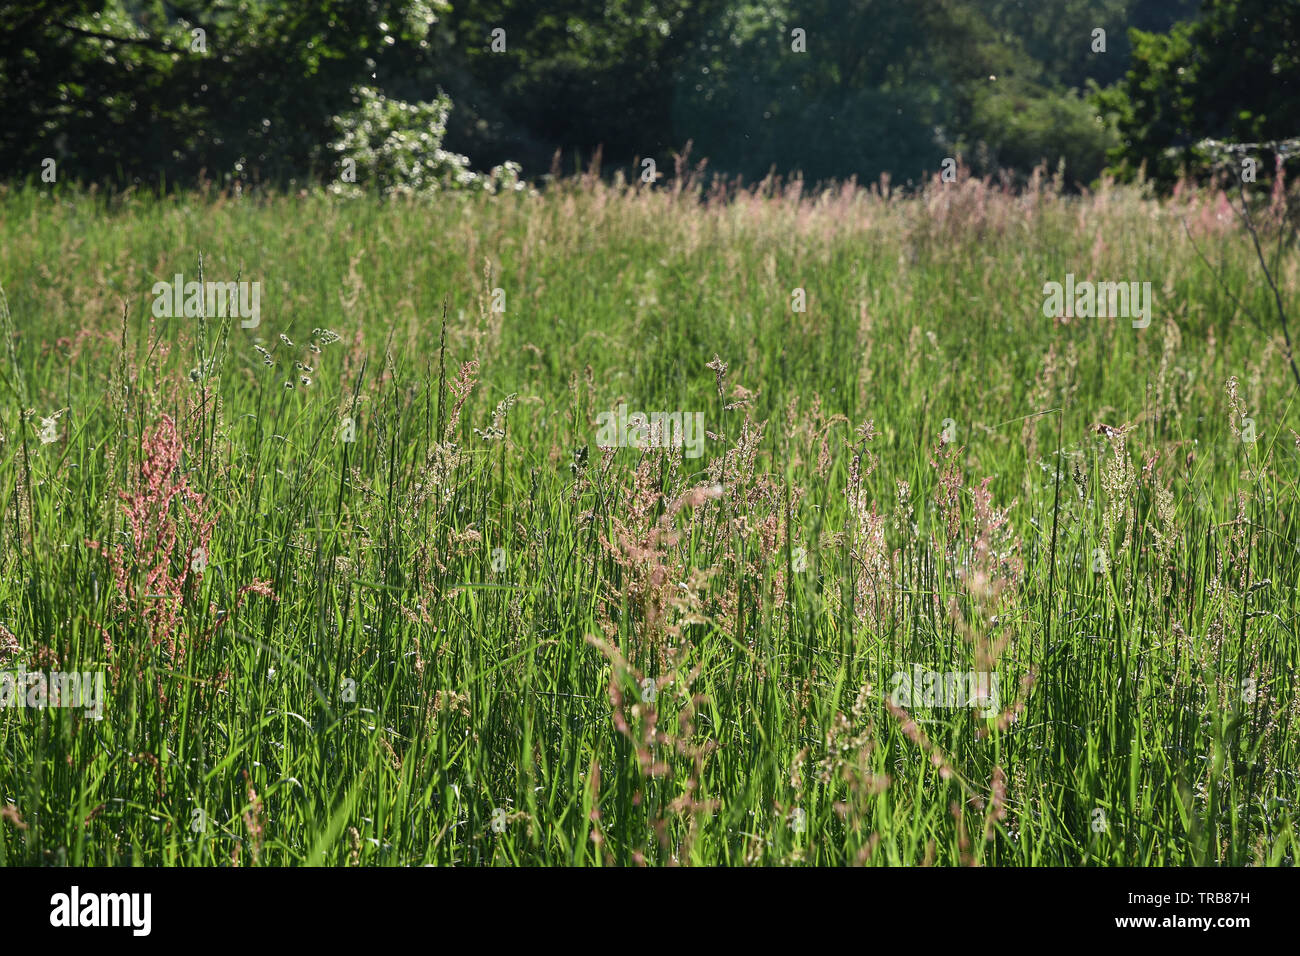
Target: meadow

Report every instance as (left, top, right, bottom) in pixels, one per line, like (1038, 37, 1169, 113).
(0, 169, 1297, 865)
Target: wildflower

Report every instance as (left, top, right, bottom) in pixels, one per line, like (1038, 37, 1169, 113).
(84, 416, 216, 662)
(0, 624, 19, 663)
(571, 445, 588, 475)
(474, 393, 517, 441)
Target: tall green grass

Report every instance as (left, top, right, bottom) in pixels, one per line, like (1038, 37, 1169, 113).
(0, 173, 1297, 865)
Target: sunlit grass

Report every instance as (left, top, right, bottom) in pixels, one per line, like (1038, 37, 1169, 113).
(0, 173, 1297, 865)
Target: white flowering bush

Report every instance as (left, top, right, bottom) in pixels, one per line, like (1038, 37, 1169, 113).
(328, 86, 526, 197)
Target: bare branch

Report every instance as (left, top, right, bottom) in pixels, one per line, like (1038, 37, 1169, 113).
(1181, 218, 1262, 332)
(1235, 178, 1300, 391)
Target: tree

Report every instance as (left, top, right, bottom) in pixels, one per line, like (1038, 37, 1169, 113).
(1096, 0, 1300, 185)
(0, 1, 452, 189)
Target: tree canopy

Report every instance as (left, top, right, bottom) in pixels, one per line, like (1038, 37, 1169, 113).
(0, 0, 1287, 191)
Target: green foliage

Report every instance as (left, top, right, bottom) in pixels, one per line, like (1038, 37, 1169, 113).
(1098, 0, 1300, 185)
(430, 0, 733, 175)
(977, 0, 1199, 90)
(963, 80, 1118, 185)
(0, 0, 449, 188)
(673, 0, 950, 185)
(327, 85, 525, 196)
(432, 0, 1205, 188)
(2, 0, 1217, 191)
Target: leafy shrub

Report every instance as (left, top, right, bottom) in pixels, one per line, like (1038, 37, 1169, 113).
(327, 86, 525, 197)
(963, 81, 1117, 187)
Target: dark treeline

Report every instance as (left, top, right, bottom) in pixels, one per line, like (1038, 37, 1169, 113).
(1, 0, 1295, 192)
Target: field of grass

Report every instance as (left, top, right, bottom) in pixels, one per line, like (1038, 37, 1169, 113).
(0, 172, 1297, 866)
